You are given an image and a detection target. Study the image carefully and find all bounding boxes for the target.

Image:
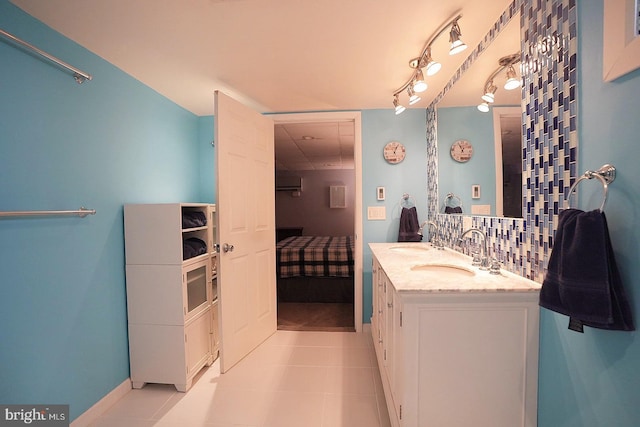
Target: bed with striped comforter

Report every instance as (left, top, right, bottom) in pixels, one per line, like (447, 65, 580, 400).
(276, 235, 354, 278)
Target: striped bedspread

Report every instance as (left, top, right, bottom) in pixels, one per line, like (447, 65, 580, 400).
(276, 235, 354, 278)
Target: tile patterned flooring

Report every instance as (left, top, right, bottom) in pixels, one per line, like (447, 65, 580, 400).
(90, 330, 391, 427)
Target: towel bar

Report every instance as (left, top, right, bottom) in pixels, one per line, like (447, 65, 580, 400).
(566, 164, 616, 212)
(0, 207, 96, 218)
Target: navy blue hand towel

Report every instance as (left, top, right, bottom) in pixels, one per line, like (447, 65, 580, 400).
(539, 209, 634, 332)
(398, 206, 422, 242)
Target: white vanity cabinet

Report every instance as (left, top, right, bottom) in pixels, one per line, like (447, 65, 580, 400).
(124, 203, 219, 392)
(371, 248, 539, 427)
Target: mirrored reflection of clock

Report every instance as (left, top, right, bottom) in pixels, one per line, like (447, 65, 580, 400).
(383, 141, 406, 164)
(450, 139, 473, 163)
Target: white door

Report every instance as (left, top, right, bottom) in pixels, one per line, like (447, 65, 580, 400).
(215, 91, 276, 373)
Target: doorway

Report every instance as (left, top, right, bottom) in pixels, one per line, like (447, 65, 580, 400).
(493, 107, 523, 218)
(272, 112, 363, 332)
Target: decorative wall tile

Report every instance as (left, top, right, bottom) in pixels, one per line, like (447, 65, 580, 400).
(427, 0, 577, 283)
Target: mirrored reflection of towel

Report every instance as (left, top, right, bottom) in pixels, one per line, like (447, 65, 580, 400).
(443, 193, 463, 214)
(539, 209, 634, 332)
(398, 207, 422, 242)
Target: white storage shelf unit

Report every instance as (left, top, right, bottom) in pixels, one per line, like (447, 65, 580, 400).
(124, 203, 218, 392)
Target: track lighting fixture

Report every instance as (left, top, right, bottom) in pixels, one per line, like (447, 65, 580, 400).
(393, 95, 406, 115)
(407, 87, 421, 105)
(391, 12, 466, 112)
(477, 53, 521, 113)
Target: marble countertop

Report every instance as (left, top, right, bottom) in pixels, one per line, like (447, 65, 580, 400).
(370, 242, 541, 294)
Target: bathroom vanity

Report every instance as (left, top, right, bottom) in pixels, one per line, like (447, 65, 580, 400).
(370, 242, 541, 427)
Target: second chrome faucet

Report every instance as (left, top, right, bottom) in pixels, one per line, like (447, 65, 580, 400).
(457, 228, 490, 270)
(419, 220, 444, 249)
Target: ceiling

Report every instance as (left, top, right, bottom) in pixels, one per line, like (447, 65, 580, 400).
(10, 0, 518, 170)
(274, 121, 354, 171)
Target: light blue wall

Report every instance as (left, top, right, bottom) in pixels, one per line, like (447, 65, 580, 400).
(0, 1, 201, 421)
(537, 1, 640, 426)
(437, 106, 496, 213)
(361, 109, 429, 321)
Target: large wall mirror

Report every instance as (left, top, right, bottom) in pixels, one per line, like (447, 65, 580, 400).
(435, 15, 522, 218)
(429, 0, 578, 281)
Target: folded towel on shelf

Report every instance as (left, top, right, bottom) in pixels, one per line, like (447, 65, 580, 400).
(539, 209, 634, 332)
(182, 211, 207, 229)
(398, 206, 422, 242)
(183, 237, 207, 260)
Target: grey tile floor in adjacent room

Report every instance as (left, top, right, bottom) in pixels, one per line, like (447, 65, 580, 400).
(90, 330, 391, 427)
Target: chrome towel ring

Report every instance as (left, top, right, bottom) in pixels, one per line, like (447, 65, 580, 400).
(566, 164, 616, 212)
(441, 192, 463, 213)
(401, 193, 416, 208)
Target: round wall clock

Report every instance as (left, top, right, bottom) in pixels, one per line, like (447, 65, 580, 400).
(383, 141, 406, 164)
(450, 139, 473, 163)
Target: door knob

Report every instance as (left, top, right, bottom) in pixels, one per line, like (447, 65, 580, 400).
(222, 243, 235, 253)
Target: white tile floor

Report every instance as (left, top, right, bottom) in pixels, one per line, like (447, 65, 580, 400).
(90, 330, 391, 427)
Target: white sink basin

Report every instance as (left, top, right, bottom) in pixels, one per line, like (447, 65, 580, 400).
(389, 245, 430, 253)
(410, 263, 475, 277)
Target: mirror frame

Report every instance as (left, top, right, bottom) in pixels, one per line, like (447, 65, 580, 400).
(427, 0, 579, 282)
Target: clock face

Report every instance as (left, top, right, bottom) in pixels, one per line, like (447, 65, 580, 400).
(450, 139, 473, 163)
(383, 141, 406, 164)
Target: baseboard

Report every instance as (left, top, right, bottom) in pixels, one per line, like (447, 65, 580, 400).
(70, 378, 131, 427)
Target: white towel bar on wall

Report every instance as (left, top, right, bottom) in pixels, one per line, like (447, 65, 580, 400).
(0, 207, 96, 219)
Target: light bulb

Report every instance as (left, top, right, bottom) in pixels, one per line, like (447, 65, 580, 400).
(412, 69, 427, 93)
(393, 96, 406, 115)
(504, 65, 521, 90)
(482, 92, 495, 103)
(477, 102, 490, 113)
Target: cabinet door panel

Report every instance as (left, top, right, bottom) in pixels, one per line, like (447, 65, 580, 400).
(126, 265, 184, 325)
(186, 309, 212, 375)
(417, 305, 529, 427)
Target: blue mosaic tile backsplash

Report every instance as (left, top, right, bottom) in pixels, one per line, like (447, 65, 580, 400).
(428, 0, 577, 283)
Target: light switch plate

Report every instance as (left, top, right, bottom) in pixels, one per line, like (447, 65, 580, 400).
(367, 206, 386, 220)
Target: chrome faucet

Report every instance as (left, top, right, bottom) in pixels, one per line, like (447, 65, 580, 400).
(457, 228, 489, 269)
(419, 220, 444, 249)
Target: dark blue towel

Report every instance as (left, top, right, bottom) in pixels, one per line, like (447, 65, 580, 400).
(539, 209, 634, 332)
(182, 211, 207, 229)
(445, 206, 463, 214)
(398, 207, 422, 242)
(183, 237, 207, 260)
